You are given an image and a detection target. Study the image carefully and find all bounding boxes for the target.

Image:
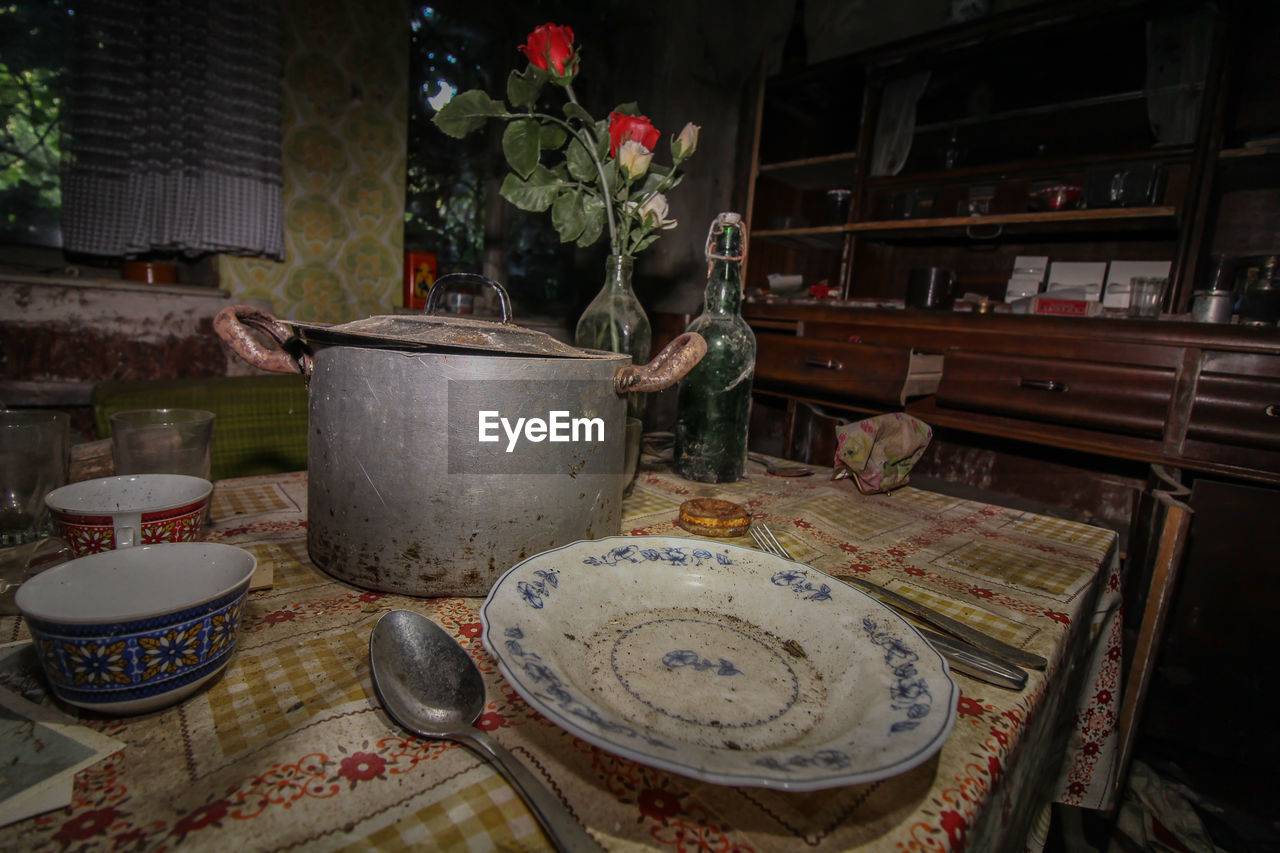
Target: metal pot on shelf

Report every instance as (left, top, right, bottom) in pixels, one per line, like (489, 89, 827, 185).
(214, 274, 705, 597)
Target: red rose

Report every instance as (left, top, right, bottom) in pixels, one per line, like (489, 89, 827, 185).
(519, 24, 577, 82)
(608, 112, 660, 157)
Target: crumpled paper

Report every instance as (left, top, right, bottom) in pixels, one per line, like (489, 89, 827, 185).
(834, 413, 933, 494)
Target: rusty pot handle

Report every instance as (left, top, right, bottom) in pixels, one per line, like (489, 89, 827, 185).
(214, 305, 312, 377)
(614, 332, 707, 396)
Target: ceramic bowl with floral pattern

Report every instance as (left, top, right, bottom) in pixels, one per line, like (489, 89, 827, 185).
(45, 474, 213, 557)
(15, 542, 256, 714)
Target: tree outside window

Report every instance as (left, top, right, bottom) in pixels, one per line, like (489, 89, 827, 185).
(0, 2, 69, 248)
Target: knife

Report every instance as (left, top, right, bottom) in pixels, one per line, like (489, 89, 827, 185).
(918, 628, 1028, 690)
(843, 576, 1048, 670)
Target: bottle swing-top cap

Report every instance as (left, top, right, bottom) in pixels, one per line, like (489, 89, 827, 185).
(705, 212, 744, 271)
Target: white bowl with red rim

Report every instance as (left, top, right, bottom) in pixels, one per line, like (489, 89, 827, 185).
(45, 474, 213, 557)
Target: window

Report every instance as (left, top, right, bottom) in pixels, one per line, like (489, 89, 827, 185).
(0, 1, 69, 248)
(405, 2, 584, 316)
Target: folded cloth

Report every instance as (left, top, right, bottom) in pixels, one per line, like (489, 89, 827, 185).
(834, 413, 933, 494)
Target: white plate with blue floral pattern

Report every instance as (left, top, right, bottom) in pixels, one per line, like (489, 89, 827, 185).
(480, 535, 958, 790)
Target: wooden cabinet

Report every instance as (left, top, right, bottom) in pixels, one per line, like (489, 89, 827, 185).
(739, 0, 1266, 314)
(934, 351, 1177, 438)
(1182, 352, 1280, 471)
(755, 337, 923, 407)
(744, 301, 1280, 483)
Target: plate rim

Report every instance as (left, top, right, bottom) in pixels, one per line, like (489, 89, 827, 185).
(480, 534, 959, 791)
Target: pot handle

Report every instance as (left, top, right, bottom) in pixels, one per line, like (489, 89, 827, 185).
(424, 272, 513, 323)
(214, 305, 313, 377)
(614, 332, 707, 396)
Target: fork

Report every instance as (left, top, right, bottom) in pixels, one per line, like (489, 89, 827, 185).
(748, 453, 813, 477)
(749, 523, 1028, 690)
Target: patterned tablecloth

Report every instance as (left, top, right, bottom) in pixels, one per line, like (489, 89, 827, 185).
(2, 458, 1122, 852)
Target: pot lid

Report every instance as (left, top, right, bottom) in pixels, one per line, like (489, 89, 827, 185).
(288, 273, 617, 359)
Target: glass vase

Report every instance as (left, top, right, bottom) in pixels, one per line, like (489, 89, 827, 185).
(575, 254, 651, 419)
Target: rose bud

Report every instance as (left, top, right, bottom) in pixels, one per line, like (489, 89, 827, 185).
(519, 23, 578, 84)
(618, 140, 654, 180)
(672, 123, 701, 160)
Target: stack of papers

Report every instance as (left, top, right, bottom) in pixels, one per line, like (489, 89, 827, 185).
(0, 642, 123, 828)
(1005, 255, 1048, 302)
(1046, 262, 1107, 301)
(900, 351, 944, 404)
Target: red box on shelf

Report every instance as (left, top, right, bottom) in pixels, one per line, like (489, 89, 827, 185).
(1028, 295, 1102, 317)
(403, 251, 438, 310)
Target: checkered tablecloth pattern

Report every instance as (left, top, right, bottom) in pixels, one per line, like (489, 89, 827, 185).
(2, 459, 1120, 851)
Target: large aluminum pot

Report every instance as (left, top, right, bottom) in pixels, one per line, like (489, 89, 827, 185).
(214, 275, 704, 597)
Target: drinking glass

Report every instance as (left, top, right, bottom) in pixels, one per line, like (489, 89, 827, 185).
(1128, 276, 1168, 319)
(110, 409, 215, 480)
(0, 410, 70, 546)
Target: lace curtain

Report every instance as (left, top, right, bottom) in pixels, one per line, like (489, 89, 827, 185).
(61, 0, 283, 259)
(869, 71, 930, 177)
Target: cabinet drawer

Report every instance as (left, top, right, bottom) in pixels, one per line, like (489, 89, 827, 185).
(755, 337, 917, 406)
(1187, 354, 1280, 453)
(935, 351, 1176, 438)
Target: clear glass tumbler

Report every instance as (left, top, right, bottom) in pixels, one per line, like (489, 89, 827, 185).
(1128, 276, 1168, 319)
(110, 408, 215, 480)
(0, 410, 70, 546)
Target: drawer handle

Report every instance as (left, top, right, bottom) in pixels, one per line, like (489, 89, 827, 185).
(1266, 404, 1280, 418)
(1019, 378, 1068, 392)
(805, 357, 844, 370)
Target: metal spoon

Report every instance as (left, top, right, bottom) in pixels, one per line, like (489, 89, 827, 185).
(369, 609, 599, 852)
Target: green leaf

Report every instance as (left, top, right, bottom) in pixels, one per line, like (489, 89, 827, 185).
(612, 101, 641, 116)
(503, 120, 541, 180)
(564, 102, 595, 127)
(506, 67, 546, 109)
(499, 166, 562, 212)
(540, 124, 568, 151)
(433, 90, 505, 138)
(551, 191, 586, 243)
(594, 119, 611, 157)
(632, 232, 660, 253)
(565, 136, 597, 182)
(577, 196, 606, 247)
(636, 175, 663, 197)
(603, 159, 622, 195)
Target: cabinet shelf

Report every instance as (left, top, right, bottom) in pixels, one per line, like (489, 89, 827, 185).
(752, 225, 847, 250)
(848, 206, 1179, 239)
(862, 147, 1193, 190)
(741, 1, 1230, 309)
(757, 152, 858, 190)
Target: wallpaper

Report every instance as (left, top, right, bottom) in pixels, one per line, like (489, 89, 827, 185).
(218, 0, 408, 324)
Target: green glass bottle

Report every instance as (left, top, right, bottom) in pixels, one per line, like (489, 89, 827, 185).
(674, 212, 756, 483)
